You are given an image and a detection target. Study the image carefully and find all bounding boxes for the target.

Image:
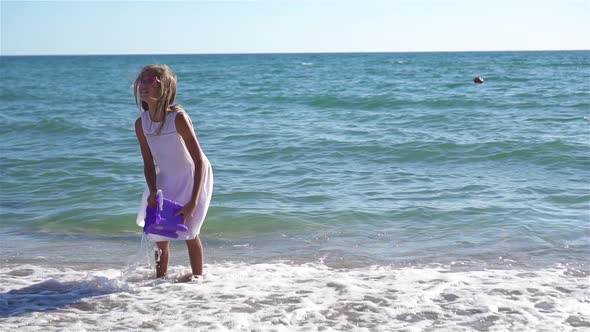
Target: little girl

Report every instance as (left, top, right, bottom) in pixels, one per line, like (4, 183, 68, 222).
(133, 64, 213, 278)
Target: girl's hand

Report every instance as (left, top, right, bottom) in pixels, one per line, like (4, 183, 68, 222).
(147, 191, 157, 207)
(175, 201, 196, 225)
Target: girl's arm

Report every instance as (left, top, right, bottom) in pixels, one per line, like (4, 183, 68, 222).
(135, 118, 157, 207)
(174, 111, 205, 222)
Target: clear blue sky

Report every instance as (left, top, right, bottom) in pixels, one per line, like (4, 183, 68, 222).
(1, 0, 589, 55)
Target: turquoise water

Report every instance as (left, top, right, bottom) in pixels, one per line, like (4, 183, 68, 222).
(1, 51, 590, 331)
(1, 51, 589, 268)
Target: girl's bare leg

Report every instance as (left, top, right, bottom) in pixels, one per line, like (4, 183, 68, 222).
(155, 241, 170, 278)
(186, 236, 203, 276)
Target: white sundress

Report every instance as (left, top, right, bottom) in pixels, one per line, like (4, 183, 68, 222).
(135, 110, 213, 241)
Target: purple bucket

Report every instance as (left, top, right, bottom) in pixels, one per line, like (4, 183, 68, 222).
(144, 190, 188, 239)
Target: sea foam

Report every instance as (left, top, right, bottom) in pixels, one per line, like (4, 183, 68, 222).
(1, 262, 588, 331)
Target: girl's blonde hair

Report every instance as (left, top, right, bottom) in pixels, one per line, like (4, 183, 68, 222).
(133, 64, 183, 134)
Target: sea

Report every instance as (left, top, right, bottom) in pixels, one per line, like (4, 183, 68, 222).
(0, 51, 589, 331)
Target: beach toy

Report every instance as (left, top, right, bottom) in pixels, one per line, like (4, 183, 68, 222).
(144, 190, 188, 239)
(473, 76, 485, 84)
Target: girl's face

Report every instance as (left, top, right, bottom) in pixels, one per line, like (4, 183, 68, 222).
(137, 74, 161, 103)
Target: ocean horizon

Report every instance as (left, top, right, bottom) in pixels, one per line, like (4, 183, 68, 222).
(2, 48, 589, 57)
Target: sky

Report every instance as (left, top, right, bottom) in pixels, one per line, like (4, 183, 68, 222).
(1, 0, 589, 56)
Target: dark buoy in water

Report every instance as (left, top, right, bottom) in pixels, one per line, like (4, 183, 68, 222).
(473, 76, 484, 84)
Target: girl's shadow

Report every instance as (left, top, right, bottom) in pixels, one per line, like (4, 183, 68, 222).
(0, 276, 123, 318)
